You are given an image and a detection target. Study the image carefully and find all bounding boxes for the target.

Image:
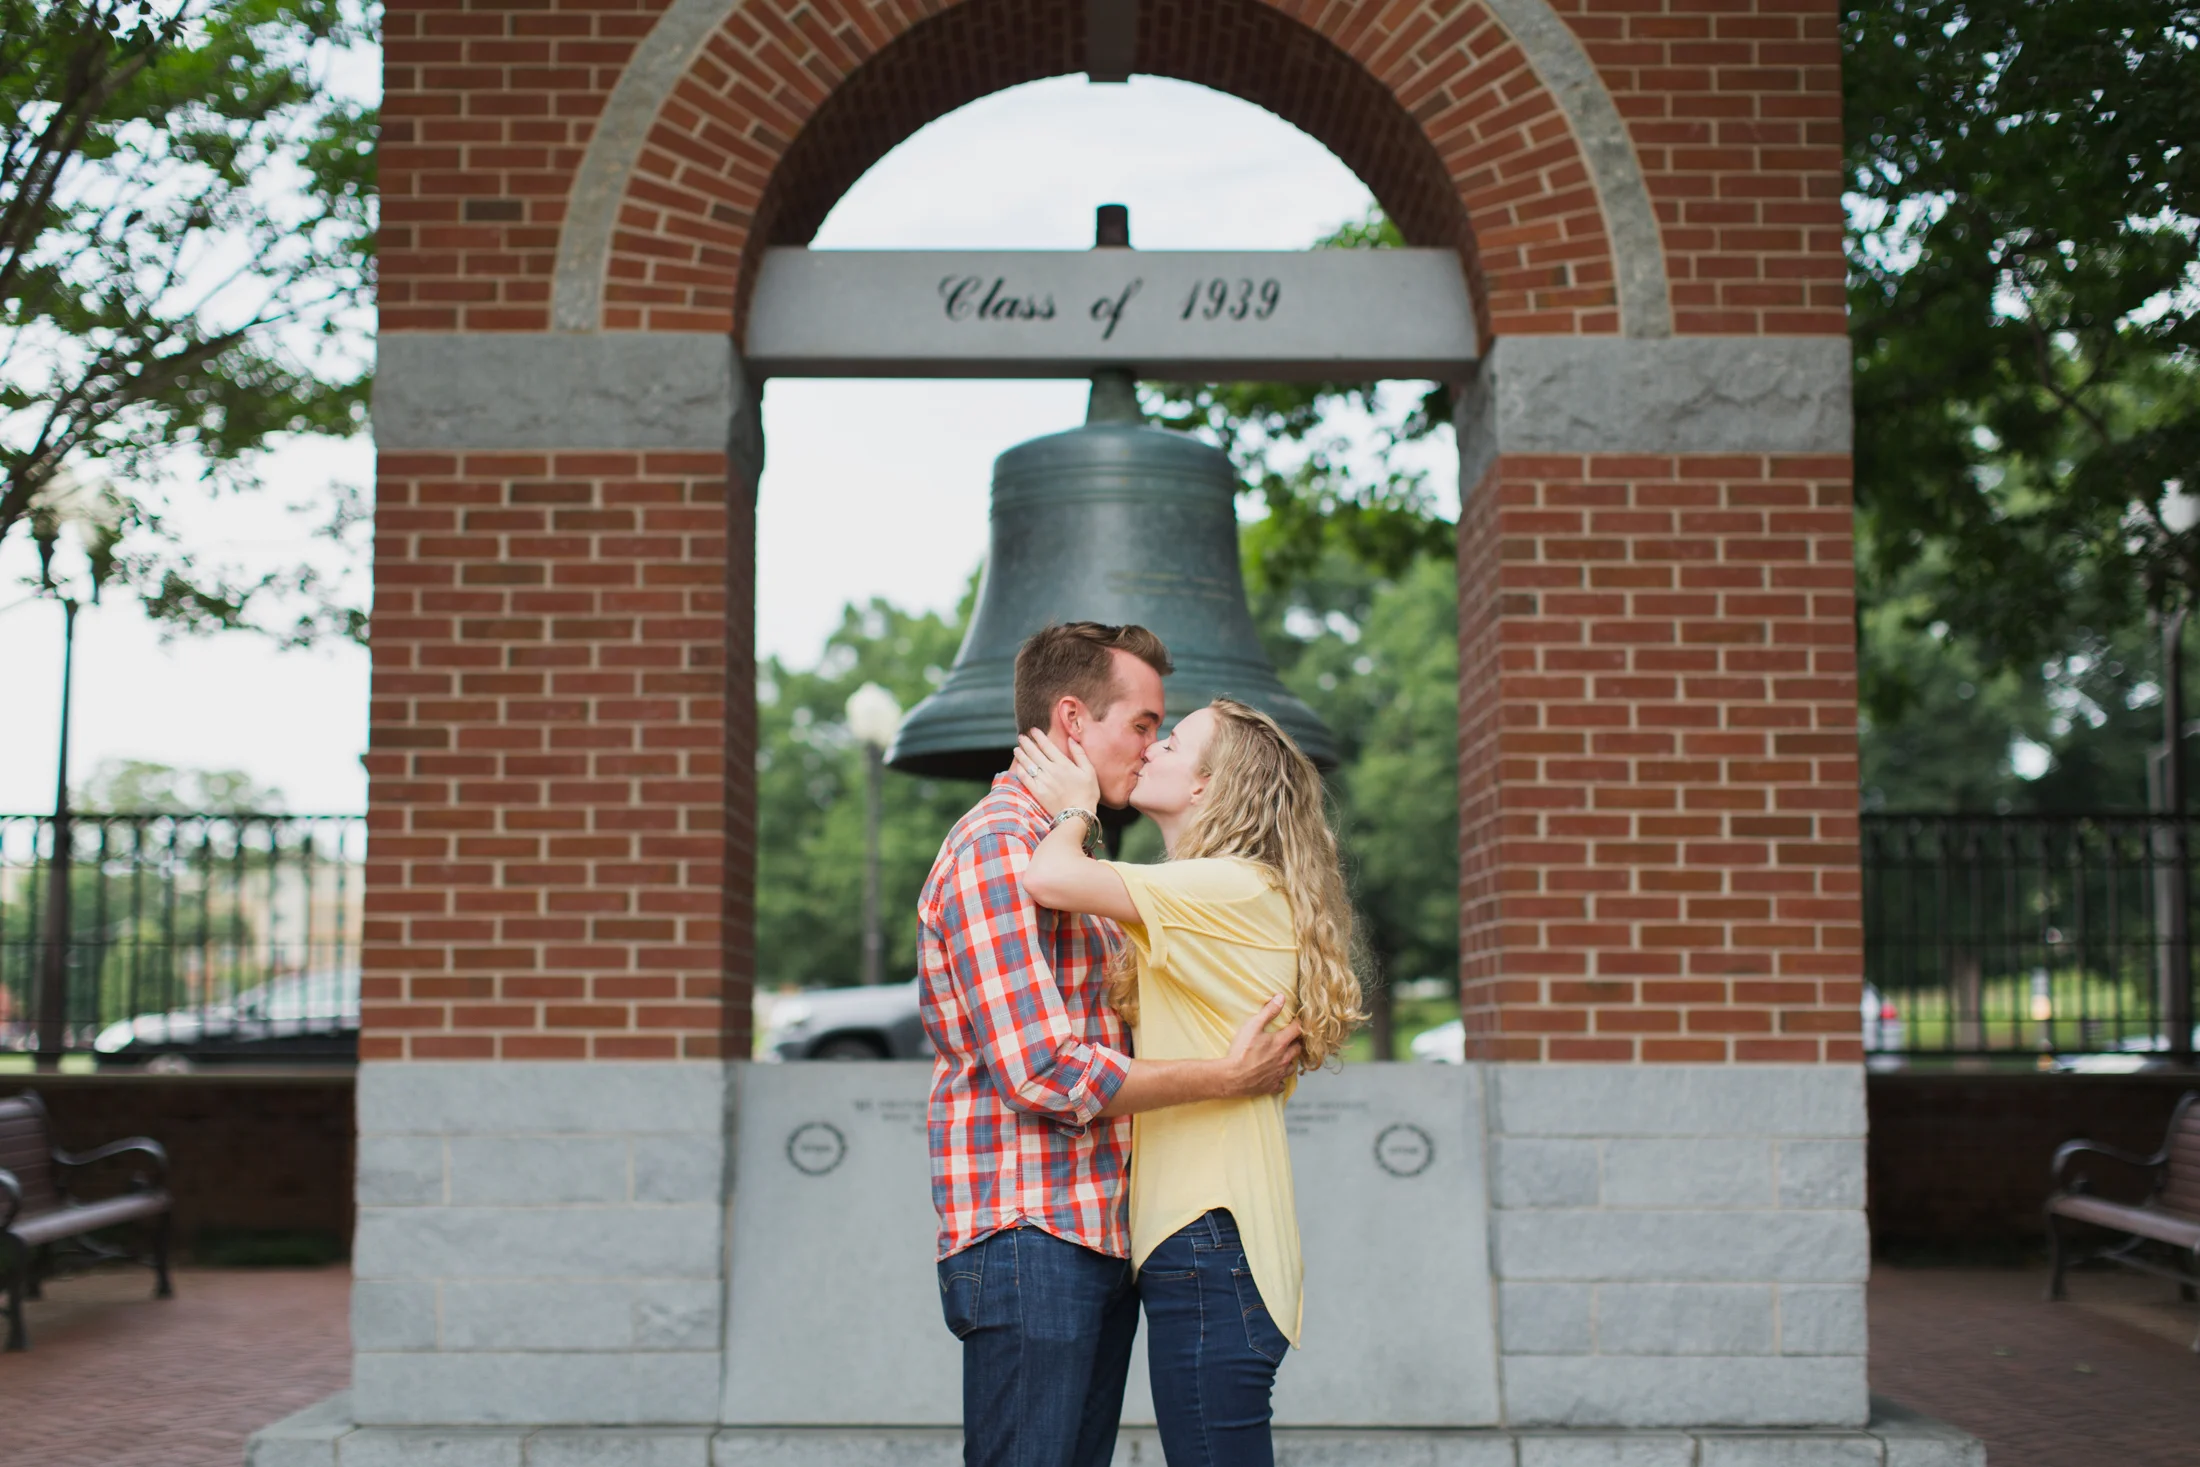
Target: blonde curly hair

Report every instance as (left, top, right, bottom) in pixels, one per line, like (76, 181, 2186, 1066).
(1108, 698, 1366, 1070)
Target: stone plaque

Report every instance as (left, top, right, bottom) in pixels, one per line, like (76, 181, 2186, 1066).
(720, 1061, 1498, 1427)
(1265, 1064, 1499, 1426)
(744, 248, 1477, 380)
(722, 1062, 950, 1424)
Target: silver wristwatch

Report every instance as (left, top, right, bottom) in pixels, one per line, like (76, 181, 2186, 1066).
(1051, 806, 1101, 857)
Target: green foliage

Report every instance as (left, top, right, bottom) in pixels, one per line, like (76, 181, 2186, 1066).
(1860, 553, 2192, 812)
(1143, 210, 1454, 594)
(75, 757, 286, 812)
(1844, 0, 2200, 683)
(756, 597, 980, 987)
(1268, 554, 1459, 988)
(0, 0, 377, 644)
(1842, 1, 2200, 807)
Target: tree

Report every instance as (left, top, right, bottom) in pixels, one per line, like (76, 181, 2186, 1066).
(1146, 210, 1454, 596)
(1858, 551, 2193, 813)
(75, 756, 286, 812)
(0, 0, 376, 642)
(1845, 0, 2200, 690)
(756, 597, 978, 988)
(1262, 552, 1459, 989)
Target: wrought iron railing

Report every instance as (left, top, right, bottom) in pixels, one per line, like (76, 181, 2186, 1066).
(1861, 814, 2198, 1061)
(0, 814, 366, 1065)
(2, 810, 2193, 1063)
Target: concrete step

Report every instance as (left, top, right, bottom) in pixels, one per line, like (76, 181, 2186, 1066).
(248, 1395, 1983, 1467)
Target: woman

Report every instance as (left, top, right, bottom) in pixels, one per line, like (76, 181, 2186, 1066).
(1014, 697, 1363, 1467)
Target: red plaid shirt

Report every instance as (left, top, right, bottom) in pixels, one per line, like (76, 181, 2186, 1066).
(918, 773, 1132, 1261)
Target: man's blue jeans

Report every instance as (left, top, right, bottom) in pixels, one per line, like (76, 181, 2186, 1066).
(938, 1225, 1139, 1467)
(1140, 1210, 1290, 1467)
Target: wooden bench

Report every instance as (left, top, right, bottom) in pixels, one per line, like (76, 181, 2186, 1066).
(0, 1090, 173, 1350)
(2045, 1089, 2200, 1350)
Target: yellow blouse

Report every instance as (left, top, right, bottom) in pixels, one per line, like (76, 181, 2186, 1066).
(1107, 856, 1304, 1345)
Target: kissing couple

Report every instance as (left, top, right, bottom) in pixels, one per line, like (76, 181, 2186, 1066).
(917, 620, 1365, 1467)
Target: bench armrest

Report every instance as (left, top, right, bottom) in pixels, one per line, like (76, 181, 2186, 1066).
(0, 1168, 20, 1232)
(53, 1136, 168, 1188)
(2050, 1138, 2167, 1192)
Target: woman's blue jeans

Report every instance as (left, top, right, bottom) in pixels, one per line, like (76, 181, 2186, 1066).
(1140, 1210, 1290, 1467)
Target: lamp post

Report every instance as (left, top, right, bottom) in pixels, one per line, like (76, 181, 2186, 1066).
(32, 593, 77, 1073)
(2161, 604, 2194, 1067)
(845, 683, 904, 988)
(28, 476, 122, 1072)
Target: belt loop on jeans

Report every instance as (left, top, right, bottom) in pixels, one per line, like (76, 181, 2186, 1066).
(1203, 1209, 1224, 1247)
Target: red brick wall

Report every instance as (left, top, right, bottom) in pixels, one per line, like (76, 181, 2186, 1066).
(1868, 1072, 2200, 1252)
(6, 1076, 355, 1252)
(1557, 0, 1847, 335)
(1458, 450, 1860, 1063)
(365, 450, 747, 1060)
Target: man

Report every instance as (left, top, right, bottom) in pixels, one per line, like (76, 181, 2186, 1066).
(918, 621, 1303, 1467)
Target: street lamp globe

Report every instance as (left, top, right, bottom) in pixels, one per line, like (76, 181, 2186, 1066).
(845, 682, 904, 751)
(29, 469, 125, 600)
(844, 681, 904, 988)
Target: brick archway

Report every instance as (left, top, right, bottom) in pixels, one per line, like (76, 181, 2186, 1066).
(540, 0, 1665, 342)
(354, 8, 1879, 1435)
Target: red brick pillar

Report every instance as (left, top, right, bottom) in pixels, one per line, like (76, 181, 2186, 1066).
(364, 435, 751, 1062)
(1455, 373, 1862, 1064)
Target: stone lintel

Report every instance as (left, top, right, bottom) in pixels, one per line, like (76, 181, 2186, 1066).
(374, 330, 1845, 503)
(372, 334, 759, 484)
(1458, 335, 1852, 489)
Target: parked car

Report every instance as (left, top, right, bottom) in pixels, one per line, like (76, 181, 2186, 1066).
(1409, 1018, 1466, 1064)
(92, 967, 359, 1069)
(759, 979, 932, 1060)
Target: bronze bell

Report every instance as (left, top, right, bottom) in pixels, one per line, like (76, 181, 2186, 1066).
(887, 369, 1338, 781)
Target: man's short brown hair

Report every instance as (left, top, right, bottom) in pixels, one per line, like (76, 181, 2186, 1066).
(1013, 622, 1173, 735)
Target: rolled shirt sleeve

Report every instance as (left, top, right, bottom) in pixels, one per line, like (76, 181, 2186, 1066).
(939, 831, 1129, 1128)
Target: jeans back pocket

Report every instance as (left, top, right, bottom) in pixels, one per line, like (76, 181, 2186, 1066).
(1230, 1265, 1290, 1364)
(938, 1257, 984, 1340)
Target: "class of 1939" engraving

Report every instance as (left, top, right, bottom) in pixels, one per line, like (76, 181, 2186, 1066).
(937, 274, 1285, 342)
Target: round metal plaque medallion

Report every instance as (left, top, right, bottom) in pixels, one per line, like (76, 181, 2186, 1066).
(786, 1121, 848, 1176)
(1373, 1122, 1434, 1178)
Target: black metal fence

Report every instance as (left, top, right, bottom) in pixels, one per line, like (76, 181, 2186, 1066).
(3, 810, 2196, 1063)
(0, 814, 366, 1065)
(1861, 814, 2198, 1060)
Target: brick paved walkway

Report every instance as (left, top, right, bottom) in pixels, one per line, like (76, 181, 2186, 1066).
(0, 1265, 349, 1467)
(1871, 1265, 2200, 1467)
(0, 1262, 2193, 1464)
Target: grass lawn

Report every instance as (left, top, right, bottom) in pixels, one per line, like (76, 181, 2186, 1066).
(1339, 991, 1460, 1063)
(0, 1053, 96, 1075)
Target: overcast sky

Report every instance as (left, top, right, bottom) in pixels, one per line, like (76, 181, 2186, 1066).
(0, 75, 1456, 814)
